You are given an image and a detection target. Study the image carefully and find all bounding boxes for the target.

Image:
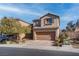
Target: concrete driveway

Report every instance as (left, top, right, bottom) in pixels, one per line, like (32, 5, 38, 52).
(0, 40, 79, 56)
(25, 40, 53, 46)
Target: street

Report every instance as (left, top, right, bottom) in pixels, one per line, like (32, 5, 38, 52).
(0, 47, 79, 56)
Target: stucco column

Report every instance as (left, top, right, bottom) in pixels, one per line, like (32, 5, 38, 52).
(33, 31, 37, 40)
(55, 28, 60, 40)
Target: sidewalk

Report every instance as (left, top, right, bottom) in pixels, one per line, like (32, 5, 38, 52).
(0, 44, 79, 53)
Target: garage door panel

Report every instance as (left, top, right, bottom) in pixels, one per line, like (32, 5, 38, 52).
(36, 32, 51, 40)
(37, 35, 51, 40)
(36, 32, 55, 40)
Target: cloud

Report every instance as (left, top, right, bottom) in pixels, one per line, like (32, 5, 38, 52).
(0, 5, 22, 13)
(0, 4, 48, 16)
(60, 4, 79, 29)
(61, 5, 79, 22)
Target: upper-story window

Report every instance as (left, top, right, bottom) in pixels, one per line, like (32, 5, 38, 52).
(44, 17, 53, 25)
(33, 21, 40, 27)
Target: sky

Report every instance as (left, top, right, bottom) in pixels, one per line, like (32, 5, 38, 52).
(0, 3, 79, 29)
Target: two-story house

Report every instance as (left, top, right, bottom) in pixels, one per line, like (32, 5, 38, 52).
(33, 13, 60, 41)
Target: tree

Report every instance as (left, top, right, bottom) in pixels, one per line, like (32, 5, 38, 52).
(62, 29, 66, 32)
(66, 21, 76, 32)
(0, 17, 32, 42)
(0, 17, 22, 34)
(76, 19, 79, 27)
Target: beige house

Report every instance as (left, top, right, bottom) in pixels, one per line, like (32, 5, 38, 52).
(67, 26, 79, 39)
(16, 19, 31, 27)
(33, 13, 60, 41)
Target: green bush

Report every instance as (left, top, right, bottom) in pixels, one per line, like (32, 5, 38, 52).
(53, 33, 69, 46)
(63, 38, 70, 45)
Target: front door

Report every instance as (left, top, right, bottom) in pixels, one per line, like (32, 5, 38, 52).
(51, 31, 55, 41)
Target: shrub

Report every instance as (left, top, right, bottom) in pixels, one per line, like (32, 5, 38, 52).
(53, 33, 69, 46)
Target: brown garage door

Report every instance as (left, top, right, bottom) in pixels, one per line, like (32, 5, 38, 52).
(36, 32, 55, 40)
(36, 32, 51, 40)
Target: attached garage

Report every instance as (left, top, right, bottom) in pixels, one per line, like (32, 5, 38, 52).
(36, 31, 56, 41)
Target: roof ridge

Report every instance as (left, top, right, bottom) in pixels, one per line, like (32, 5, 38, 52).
(15, 18, 31, 24)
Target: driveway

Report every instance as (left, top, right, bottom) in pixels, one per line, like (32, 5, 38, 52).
(0, 40, 79, 56)
(25, 40, 53, 46)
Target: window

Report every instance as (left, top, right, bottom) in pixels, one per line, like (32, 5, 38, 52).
(34, 21, 40, 27)
(44, 17, 52, 25)
(48, 18, 52, 24)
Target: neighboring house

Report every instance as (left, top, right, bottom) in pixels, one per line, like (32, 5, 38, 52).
(15, 19, 32, 40)
(16, 19, 31, 27)
(67, 26, 79, 39)
(33, 13, 60, 41)
(75, 26, 79, 32)
(73, 26, 79, 39)
(0, 17, 31, 41)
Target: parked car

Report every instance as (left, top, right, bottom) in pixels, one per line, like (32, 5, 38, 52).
(7, 34, 17, 40)
(0, 34, 8, 41)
